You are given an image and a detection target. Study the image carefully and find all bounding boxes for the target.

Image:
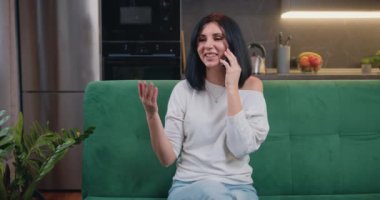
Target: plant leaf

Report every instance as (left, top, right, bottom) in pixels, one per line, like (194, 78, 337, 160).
(12, 113, 24, 153)
(0, 127, 10, 138)
(23, 131, 61, 178)
(0, 110, 13, 179)
(0, 110, 9, 127)
(74, 126, 96, 144)
(35, 138, 75, 182)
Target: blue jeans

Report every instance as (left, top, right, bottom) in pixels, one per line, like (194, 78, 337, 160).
(168, 179, 259, 200)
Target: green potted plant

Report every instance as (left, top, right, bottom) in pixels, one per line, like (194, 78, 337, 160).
(0, 110, 12, 198)
(0, 110, 95, 200)
(371, 50, 380, 68)
(361, 57, 372, 73)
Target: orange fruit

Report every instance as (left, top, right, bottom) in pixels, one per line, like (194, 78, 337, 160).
(299, 56, 310, 67)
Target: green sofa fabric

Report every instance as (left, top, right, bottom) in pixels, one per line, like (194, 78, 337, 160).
(83, 80, 380, 200)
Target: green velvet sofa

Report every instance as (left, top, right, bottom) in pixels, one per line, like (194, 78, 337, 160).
(83, 80, 380, 200)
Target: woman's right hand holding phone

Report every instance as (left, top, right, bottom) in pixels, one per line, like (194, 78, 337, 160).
(138, 81, 158, 119)
(220, 48, 241, 92)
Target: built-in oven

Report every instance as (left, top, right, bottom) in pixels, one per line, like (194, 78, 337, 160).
(104, 55, 180, 80)
(101, 0, 181, 80)
(102, 41, 181, 80)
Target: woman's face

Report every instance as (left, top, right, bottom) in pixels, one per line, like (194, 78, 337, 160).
(197, 22, 228, 69)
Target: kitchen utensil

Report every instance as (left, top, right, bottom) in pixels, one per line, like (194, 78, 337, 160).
(248, 43, 267, 74)
(279, 32, 283, 45)
(285, 35, 292, 45)
(277, 45, 291, 74)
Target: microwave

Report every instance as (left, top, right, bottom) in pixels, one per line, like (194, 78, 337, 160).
(101, 0, 180, 41)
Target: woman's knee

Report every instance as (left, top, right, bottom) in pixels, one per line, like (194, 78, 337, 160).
(229, 184, 258, 200)
(192, 180, 227, 192)
(169, 179, 234, 200)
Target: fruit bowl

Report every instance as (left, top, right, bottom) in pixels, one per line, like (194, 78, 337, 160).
(297, 52, 323, 73)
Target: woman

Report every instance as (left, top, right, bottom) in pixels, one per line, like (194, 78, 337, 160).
(138, 13, 269, 200)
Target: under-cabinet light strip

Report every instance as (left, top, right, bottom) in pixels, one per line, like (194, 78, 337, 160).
(282, 11, 380, 19)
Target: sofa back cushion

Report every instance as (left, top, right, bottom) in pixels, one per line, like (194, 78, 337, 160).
(252, 80, 380, 196)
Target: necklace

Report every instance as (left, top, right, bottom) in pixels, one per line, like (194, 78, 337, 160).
(206, 86, 225, 103)
(207, 91, 224, 103)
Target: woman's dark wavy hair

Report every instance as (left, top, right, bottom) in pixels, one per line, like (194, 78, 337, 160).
(185, 13, 252, 91)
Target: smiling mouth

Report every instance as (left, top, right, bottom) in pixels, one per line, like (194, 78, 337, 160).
(204, 53, 219, 58)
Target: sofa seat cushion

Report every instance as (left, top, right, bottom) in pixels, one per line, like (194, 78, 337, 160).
(85, 197, 166, 200)
(85, 193, 380, 200)
(261, 193, 380, 200)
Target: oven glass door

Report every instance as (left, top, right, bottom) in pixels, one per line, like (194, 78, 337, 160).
(102, 0, 180, 41)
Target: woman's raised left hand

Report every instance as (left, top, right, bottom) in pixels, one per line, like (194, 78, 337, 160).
(220, 48, 241, 92)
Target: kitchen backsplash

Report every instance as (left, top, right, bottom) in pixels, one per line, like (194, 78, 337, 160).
(182, 0, 380, 68)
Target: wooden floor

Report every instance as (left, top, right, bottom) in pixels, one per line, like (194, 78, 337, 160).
(42, 191, 81, 200)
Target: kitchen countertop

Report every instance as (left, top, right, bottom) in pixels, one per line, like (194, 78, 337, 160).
(255, 68, 380, 80)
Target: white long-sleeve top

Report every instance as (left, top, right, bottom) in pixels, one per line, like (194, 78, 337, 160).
(164, 79, 269, 184)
